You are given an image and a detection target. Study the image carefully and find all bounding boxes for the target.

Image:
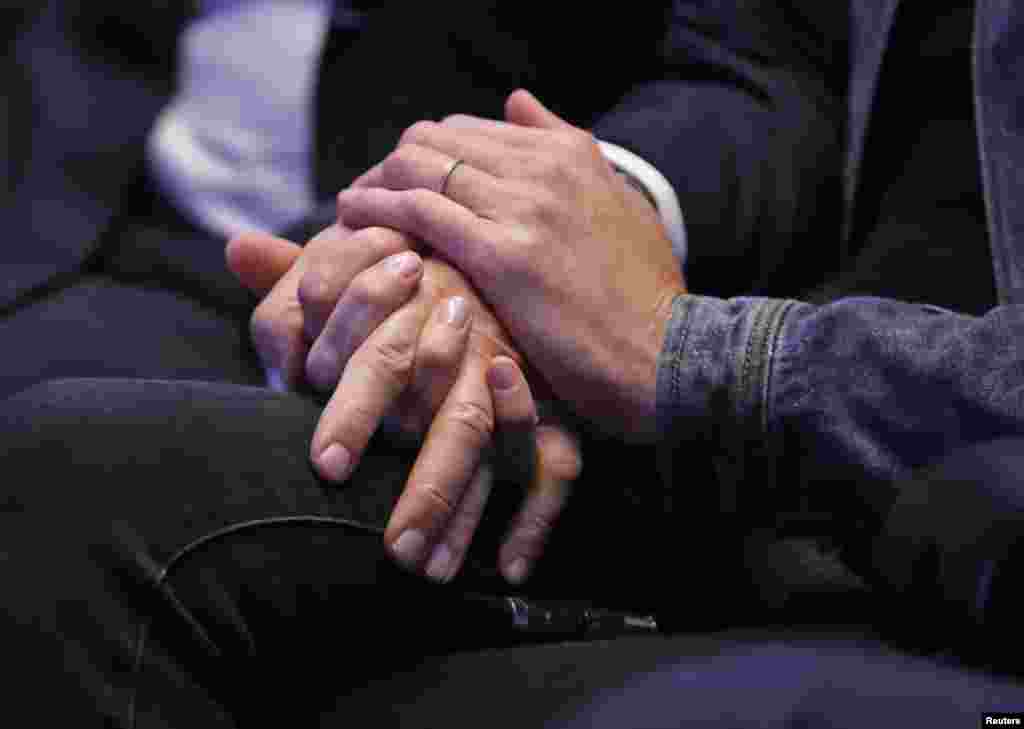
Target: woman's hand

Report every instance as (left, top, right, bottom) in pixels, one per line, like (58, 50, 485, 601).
(227, 227, 580, 584)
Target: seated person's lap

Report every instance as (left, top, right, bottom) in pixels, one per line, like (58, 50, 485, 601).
(0, 377, 682, 724)
(5, 379, 1024, 726)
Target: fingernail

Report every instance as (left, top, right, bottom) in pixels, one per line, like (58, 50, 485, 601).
(504, 557, 529, 585)
(425, 542, 454, 582)
(487, 358, 518, 390)
(445, 296, 468, 327)
(387, 251, 421, 277)
(392, 529, 428, 568)
(316, 443, 352, 482)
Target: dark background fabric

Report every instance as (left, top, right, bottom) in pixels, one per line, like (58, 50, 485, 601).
(808, 0, 997, 314)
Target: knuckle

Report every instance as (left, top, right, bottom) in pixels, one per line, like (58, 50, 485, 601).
(403, 189, 433, 227)
(365, 336, 416, 383)
(518, 510, 556, 542)
(568, 127, 597, 153)
(540, 131, 591, 175)
(552, 126, 591, 155)
(522, 191, 558, 222)
(353, 226, 408, 259)
(382, 145, 416, 179)
(534, 191, 568, 229)
(347, 274, 377, 311)
(445, 399, 495, 444)
(517, 153, 549, 180)
(414, 339, 455, 374)
(440, 113, 475, 127)
(533, 153, 559, 180)
(506, 515, 556, 560)
(414, 481, 457, 519)
(400, 120, 436, 146)
(498, 232, 537, 276)
(297, 264, 338, 314)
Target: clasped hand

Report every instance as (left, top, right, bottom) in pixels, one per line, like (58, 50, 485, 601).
(228, 225, 580, 587)
(227, 89, 685, 586)
(338, 90, 686, 441)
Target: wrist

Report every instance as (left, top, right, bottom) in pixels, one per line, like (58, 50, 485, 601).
(613, 285, 688, 444)
(597, 139, 687, 268)
(616, 170, 659, 213)
(639, 285, 688, 440)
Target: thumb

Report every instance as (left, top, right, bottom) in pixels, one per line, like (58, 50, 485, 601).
(504, 89, 574, 131)
(226, 232, 302, 297)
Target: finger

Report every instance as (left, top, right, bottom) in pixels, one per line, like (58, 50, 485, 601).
(485, 355, 563, 585)
(350, 131, 510, 194)
(226, 232, 302, 297)
(298, 225, 411, 343)
(336, 187, 499, 285)
(399, 120, 535, 177)
(439, 113, 549, 144)
(246, 225, 368, 390)
(227, 231, 307, 389)
(305, 250, 425, 391)
(423, 462, 494, 583)
(310, 300, 437, 483)
(248, 251, 315, 391)
(402, 295, 473, 426)
(349, 165, 381, 189)
(385, 356, 494, 575)
(498, 421, 581, 585)
(504, 88, 575, 131)
(487, 356, 540, 487)
(378, 143, 505, 213)
(348, 162, 385, 191)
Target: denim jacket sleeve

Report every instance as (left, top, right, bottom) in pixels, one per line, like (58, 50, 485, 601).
(658, 293, 1024, 530)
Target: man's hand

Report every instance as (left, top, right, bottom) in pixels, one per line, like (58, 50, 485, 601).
(226, 228, 581, 584)
(336, 89, 687, 441)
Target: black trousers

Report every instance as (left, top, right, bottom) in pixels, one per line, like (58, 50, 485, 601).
(2, 378, 1024, 727)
